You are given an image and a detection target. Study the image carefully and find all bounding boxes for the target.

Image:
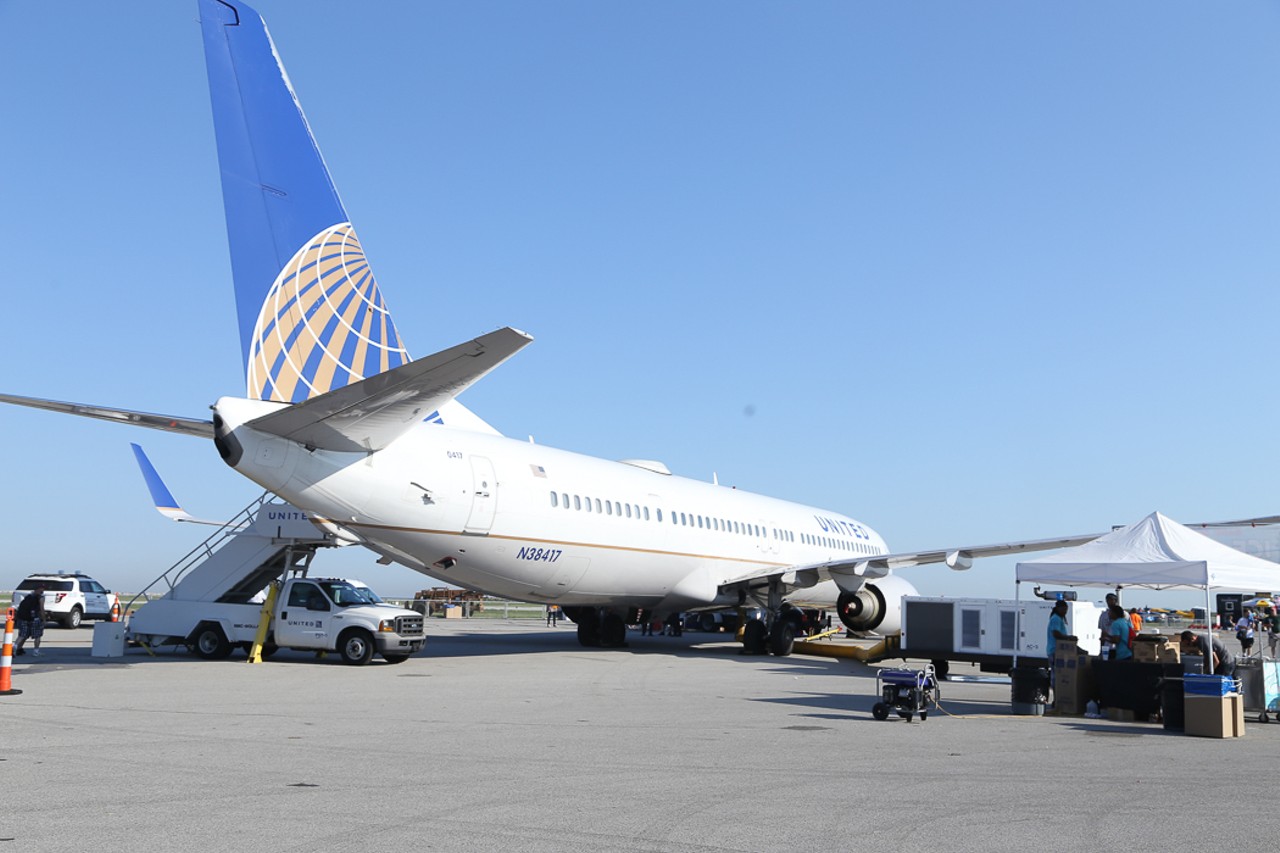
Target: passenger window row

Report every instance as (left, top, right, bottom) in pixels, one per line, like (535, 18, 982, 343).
(547, 491, 879, 556)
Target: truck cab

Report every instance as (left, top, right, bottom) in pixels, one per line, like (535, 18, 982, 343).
(271, 577, 425, 664)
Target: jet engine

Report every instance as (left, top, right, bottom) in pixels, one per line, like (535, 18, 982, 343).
(835, 575, 919, 635)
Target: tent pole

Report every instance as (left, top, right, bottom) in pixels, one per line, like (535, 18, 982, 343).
(1205, 583, 1213, 675)
(1013, 581, 1021, 670)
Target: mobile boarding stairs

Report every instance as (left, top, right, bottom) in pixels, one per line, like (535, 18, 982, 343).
(124, 495, 338, 648)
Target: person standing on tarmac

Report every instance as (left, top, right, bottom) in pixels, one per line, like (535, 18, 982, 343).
(1047, 600, 1071, 660)
(1264, 607, 1280, 658)
(1235, 612, 1255, 658)
(14, 583, 47, 657)
(1107, 604, 1134, 661)
(1098, 593, 1119, 658)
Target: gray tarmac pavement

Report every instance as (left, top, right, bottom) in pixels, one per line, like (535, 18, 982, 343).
(2, 619, 1275, 853)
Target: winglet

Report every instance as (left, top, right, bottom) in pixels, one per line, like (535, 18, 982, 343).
(131, 443, 198, 523)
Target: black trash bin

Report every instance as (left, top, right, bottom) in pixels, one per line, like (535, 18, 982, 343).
(1161, 663, 1185, 731)
(1011, 666, 1050, 715)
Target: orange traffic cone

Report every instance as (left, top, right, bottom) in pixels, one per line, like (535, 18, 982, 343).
(1, 608, 23, 697)
(110, 598, 120, 623)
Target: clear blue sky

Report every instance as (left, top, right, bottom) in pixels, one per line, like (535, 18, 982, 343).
(1, 1, 1278, 608)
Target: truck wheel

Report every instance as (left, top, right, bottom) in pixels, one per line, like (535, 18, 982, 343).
(192, 624, 232, 660)
(64, 607, 83, 630)
(382, 654, 411, 665)
(338, 630, 374, 666)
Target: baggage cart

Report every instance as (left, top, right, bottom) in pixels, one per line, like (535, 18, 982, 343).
(1234, 659, 1280, 723)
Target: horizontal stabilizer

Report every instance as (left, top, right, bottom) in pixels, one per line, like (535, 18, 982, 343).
(0, 393, 214, 438)
(245, 327, 533, 452)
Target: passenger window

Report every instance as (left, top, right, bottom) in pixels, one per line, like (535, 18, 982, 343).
(551, 492, 558, 508)
(585, 496, 592, 512)
(606, 502, 613, 516)
(574, 495, 582, 510)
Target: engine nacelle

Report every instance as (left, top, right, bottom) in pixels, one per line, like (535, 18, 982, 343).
(835, 575, 919, 635)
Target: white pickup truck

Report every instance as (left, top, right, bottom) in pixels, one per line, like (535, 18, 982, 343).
(129, 577, 426, 665)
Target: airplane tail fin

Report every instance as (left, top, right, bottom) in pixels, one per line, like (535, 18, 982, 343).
(199, 0, 409, 404)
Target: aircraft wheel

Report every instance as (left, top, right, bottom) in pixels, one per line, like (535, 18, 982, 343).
(601, 612, 627, 647)
(742, 620, 768, 655)
(872, 703, 890, 721)
(768, 620, 796, 657)
(577, 615, 601, 648)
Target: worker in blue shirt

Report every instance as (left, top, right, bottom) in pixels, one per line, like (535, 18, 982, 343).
(1047, 600, 1070, 659)
(1107, 604, 1134, 661)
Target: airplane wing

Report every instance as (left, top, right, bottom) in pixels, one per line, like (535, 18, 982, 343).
(0, 393, 214, 438)
(721, 530, 1104, 593)
(244, 327, 533, 453)
(720, 512, 1280, 595)
(129, 443, 233, 525)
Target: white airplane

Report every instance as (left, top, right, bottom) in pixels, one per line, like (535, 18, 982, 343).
(1, 0, 1103, 655)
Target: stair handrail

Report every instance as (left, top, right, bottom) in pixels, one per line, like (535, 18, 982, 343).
(123, 492, 273, 618)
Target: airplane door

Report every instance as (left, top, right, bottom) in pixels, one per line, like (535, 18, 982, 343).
(757, 520, 779, 556)
(464, 456, 497, 534)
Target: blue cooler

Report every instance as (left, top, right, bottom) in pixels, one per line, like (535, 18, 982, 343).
(1184, 674, 1233, 697)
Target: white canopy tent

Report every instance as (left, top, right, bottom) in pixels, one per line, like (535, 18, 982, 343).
(1013, 511, 1280, 671)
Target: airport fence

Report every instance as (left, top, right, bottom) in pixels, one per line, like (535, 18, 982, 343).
(3, 591, 549, 621)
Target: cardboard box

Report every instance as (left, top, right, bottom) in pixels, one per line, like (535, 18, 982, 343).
(1053, 655, 1094, 715)
(444, 605, 463, 619)
(1184, 695, 1236, 738)
(1133, 634, 1171, 663)
(1157, 645, 1181, 663)
(1230, 693, 1246, 737)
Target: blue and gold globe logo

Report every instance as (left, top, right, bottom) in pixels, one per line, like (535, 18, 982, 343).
(248, 223, 409, 402)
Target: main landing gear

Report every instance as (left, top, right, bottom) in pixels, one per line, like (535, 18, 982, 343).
(741, 579, 803, 657)
(562, 607, 629, 648)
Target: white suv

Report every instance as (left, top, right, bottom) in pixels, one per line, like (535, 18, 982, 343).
(12, 573, 119, 629)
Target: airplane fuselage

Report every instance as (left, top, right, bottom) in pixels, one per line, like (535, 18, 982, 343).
(214, 396, 894, 613)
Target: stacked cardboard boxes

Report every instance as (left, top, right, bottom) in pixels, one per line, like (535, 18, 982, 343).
(1052, 639, 1095, 715)
(1132, 634, 1177, 664)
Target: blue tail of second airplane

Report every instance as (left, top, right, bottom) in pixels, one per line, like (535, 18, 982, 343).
(199, 0, 410, 404)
